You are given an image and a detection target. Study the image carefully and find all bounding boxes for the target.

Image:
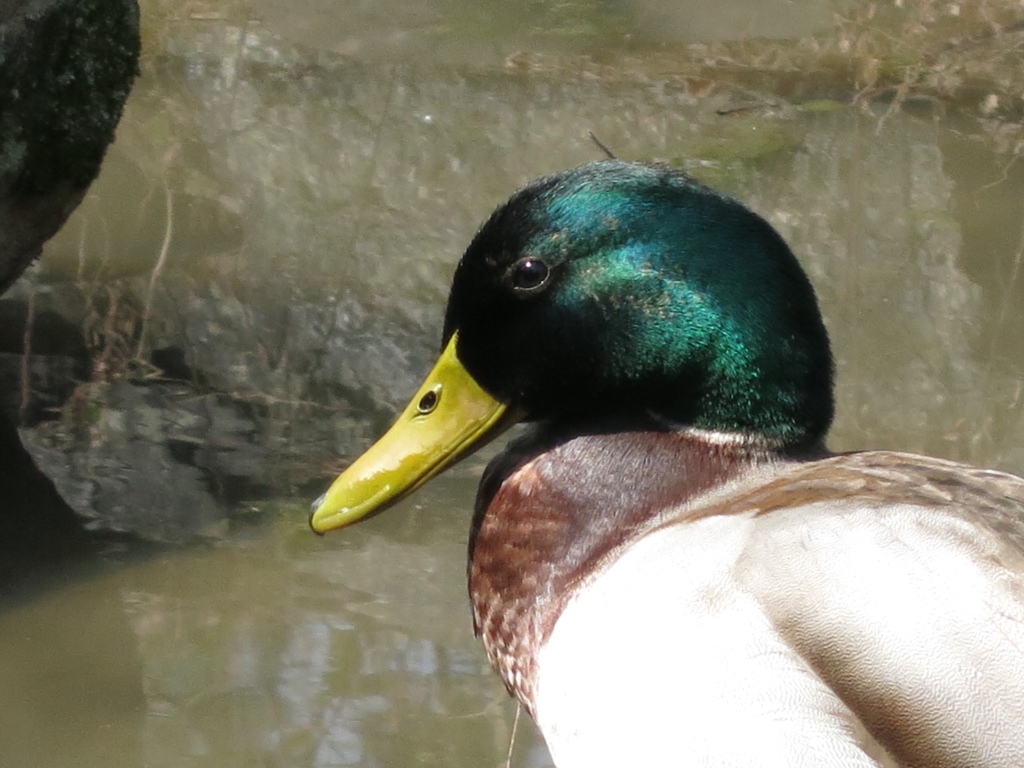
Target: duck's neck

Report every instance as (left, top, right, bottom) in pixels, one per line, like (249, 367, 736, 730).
(468, 424, 807, 713)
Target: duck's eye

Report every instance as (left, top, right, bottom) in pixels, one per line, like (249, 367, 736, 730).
(509, 257, 550, 293)
(417, 387, 440, 414)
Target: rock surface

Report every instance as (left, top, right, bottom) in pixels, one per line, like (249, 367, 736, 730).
(0, 0, 140, 587)
(0, 0, 140, 293)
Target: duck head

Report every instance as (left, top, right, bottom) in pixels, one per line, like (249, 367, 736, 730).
(310, 160, 833, 532)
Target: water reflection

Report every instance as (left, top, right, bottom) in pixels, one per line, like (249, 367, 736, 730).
(193, 0, 859, 64)
(3, 0, 1024, 766)
(1, 474, 552, 768)
(0, 564, 145, 768)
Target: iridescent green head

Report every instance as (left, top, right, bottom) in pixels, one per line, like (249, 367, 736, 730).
(310, 160, 833, 532)
(444, 160, 833, 446)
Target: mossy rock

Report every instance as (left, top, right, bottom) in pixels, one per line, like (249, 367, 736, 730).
(0, 0, 140, 293)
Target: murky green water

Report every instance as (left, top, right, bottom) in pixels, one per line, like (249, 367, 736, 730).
(0, 471, 553, 768)
(4, 0, 1024, 766)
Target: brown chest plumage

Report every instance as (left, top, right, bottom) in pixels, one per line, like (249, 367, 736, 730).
(467, 428, 780, 713)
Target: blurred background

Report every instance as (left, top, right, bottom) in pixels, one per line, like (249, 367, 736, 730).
(2, 1, 1024, 766)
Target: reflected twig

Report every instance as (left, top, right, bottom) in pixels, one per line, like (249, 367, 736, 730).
(589, 132, 617, 160)
(75, 213, 88, 282)
(135, 158, 177, 363)
(18, 291, 35, 426)
(981, 151, 1022, 191)
(993, 214, 1024, 353)
(505, 701, 521, 768)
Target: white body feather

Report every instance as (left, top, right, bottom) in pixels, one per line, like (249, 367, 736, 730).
(535, 503, 1024, 767)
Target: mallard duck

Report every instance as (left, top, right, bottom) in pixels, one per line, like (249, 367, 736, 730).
(310, 160, 1024, 767)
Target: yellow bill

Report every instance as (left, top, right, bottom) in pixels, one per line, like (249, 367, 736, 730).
(310, 332, 519, 533)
